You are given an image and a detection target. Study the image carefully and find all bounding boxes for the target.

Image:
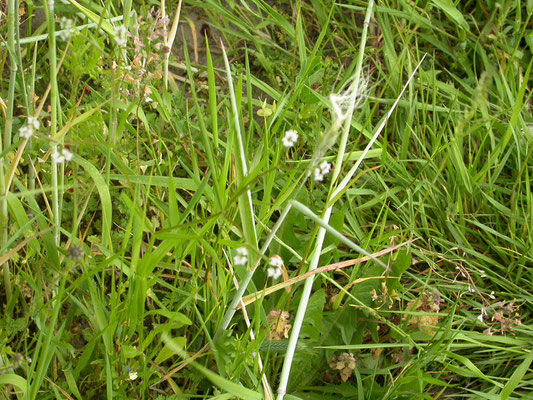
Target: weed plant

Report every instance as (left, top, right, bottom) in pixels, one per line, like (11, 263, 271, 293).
(0, 0, 532, 399)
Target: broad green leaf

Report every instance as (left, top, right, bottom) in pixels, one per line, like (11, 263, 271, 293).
(155, 337, 187, 364)
(300, 289, 325, 342)
(0, 374, 28, 393)
(431, 0, 469, 31)
(391, 249, 411, 277)
(501, 351, 533, 399)
(122, 345, 143, 359)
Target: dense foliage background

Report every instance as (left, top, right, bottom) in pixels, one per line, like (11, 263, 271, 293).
(0, 0, 532, 398)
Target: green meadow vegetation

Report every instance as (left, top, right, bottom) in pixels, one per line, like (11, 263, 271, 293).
(1, 0, 532, 398)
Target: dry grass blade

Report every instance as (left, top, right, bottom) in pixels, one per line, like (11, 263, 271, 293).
(240, 239, 416, 308)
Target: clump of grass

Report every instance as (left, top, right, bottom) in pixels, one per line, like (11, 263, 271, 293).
(0, 0, 532, 399)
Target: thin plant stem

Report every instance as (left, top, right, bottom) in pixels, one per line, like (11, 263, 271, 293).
(332, 53, 427, 202)
(13, 0, 35, 194)
(226, 252, 274, 400)
(123, 0, 133, 28)
(1, 0, 20, 302)
(276, 43, 428, 400)
(10, 16, 124, 46)
(44, 0, 60, 246)
(220, 41, 258, 247)
(213, 41, 262, 344)
(164, 0, 182, 90)
(214, 203, 293, 343)
(28, 267, 69, 399)
(106, 62, 117, 189)
(276, 2, 375, 398)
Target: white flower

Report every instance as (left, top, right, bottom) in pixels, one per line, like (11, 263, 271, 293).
(269, 255, 283, 268)
(314, 169, 324, 181)
(27, 116, 40, 130)
(62, 148, 73, 161)
(51, 148, 64, 163)
(145, 96, 153, 103)
(114, 25, 128, 47)
(267, 266, 282, 280)
(19, 125, 34, 140)
(59, 17, 75, 40)
(51, 147, 73, 164)
(488, 291, 495, 300)
(129, 370, 138, 381)
(314, 161, 331, 182)
(267, 255, 283, 280)
(282, 129, 298, 148)
(234, 247, 248, 266)
(319, 160, 331, 175)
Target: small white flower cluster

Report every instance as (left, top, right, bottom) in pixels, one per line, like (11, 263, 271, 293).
(314, 160, 331, 182)
(233, 246, 285, 280)
(114, 25, 128, 47)
(233, 247, 248, 266)
(19, 117, 40, 140)
(143, 87, 157, 108)
(51, 147, 73, 164)
(282, 129, 298, 148)
(59, 17, 75, 41)
(267, 255, 283, 280)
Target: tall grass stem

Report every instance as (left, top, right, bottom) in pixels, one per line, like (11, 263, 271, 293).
(0, 0, 19, 302)
(276, 2, 375, 397)
(164, 0, 183, 90)
(44, 1, 60, 246)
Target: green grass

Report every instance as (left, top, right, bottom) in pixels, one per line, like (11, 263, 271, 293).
(1, 0, 532, 399)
